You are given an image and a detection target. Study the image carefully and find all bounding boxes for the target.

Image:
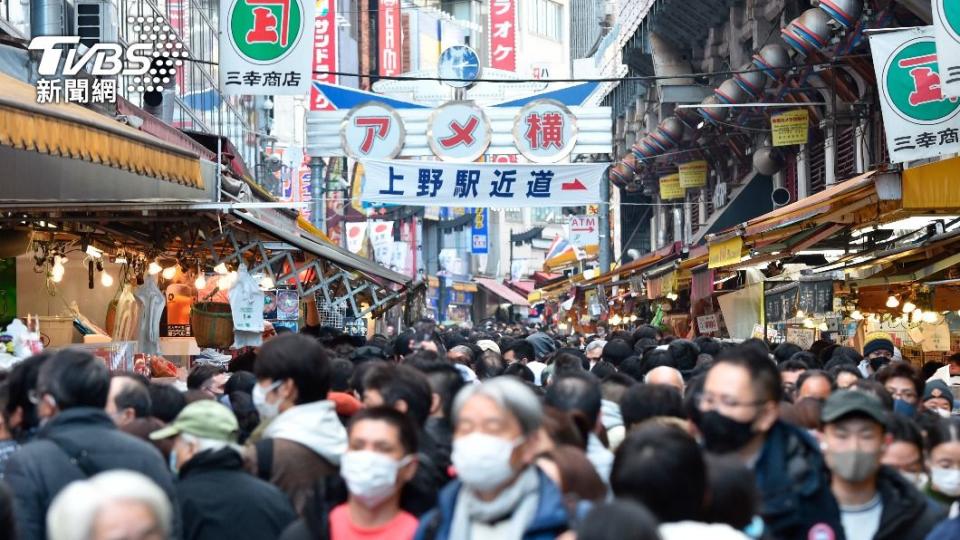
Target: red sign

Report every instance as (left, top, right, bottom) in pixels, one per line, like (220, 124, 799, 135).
(310, 0, 337, 111)
(379, 0, 401, 77)
(489, 0, 516, 71)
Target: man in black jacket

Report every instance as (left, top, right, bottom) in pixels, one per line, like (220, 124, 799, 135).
(153, 400, 297, 540)
(4, 349, 179, 540)
(820, 390, 946, 540)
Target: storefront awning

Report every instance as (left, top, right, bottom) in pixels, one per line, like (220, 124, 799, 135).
(543, 244, 599, 272)
(476, 277, 530, 307)
(583, 242, 682, 287)
(691, 173, 773, 245)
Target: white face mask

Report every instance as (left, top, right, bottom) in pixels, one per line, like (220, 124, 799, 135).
(253, 380, 283, 421)
(931, 467, 960, 497)
(340, 450, 411, 508)
(900, 470, 929, 491)
(452, 433, 522, 493)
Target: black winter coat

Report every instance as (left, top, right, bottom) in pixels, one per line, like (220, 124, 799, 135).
(873, 466, 947, 540)
(177, 447, 297, 540)
(5, 407, 180, 540)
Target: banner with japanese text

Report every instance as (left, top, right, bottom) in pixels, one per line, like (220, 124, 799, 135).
(379, 0, 401, 77)
(360, 160, 606, 208)
(220, 0, 315, 95)
(934, 0, 960, 97)
(310, 0, 337, 110)
(489, 0, 517, 71)
(870, 27, 960, 163)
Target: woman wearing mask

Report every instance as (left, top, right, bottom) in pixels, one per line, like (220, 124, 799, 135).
(925, 417, 960, 509)
(415, 377, 570, 540)
(881, 415, 928, 490)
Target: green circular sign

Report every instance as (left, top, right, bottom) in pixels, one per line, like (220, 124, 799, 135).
(229, 0, 303, 63)
(884, 38, 960, 123)
(940, 0, 960, 39)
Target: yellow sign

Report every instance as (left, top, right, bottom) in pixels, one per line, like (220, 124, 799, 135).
(708, 236, 744, 268)
(771, 109, 809, 146)
(661, 271, 677, 295)
(660, 174, 684, 200)
(678, 160, 708, 188)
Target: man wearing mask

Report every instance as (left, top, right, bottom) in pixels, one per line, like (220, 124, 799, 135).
(860, 333, 895, 376)
(820, 391, 945, 540)
(152, 400, 296, 540)
(921, 380, 954, 417)
(245, 334, 347, 515)
(696, 347, 843, 540)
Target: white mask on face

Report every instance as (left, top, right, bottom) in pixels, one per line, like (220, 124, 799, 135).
(340, 450, 411, 508)
(931, 467, 960, 496)
(252, 380, 283, 421)
(900, 470, 929, 491)
(452, 433, 523, 493)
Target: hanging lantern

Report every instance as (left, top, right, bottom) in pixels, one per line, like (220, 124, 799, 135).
(646, 132, 671, 152)
(752, 146, 786, 175)
(631, 141, 656, 160)
(637, 136, 660, 156)
(697, 95, 728, 125)
(622, 153, 639, 174)
(752, 44, 790, 80)
(657, 117, 686, 147)
(818, 0, 860, 29)
(782, 8, 834, 56)
(734, 61, 767, 99)
(715, 78, 748, 104)
(609, 163, 631, 187)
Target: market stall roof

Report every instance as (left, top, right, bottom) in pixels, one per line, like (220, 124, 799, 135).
(690, 173, 773, 245)
(508, 280, 535, 295)
(582, 242, 682, 287)
(542, 244, 599, 273)
(475, 277, 530, 307)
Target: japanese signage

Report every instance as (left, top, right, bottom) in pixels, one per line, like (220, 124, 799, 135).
(697, 314, 720, 334)
(378, 0, 401, 77)
(513, 99, 579, 163)
(770, 109, 809, 146)
(340, 102, 405, 159)
(472, 209, 489, 254)
(568, 215, 599, 248)
(870, 27, 960, 163)
(310, 0, 337, 109)
(345, 222, 367, 254)
(659, 174, 684, 200)
(370, 221, 394, 265)
(489, 0, 517, 71)
(786, 327, 816, 350)
(220, 0, 315, 95)
(934, 0, 960, 97)
(360, 160, 607, 208)
(708, 236, 743, 268)
(678, 160, 708, 188)
(427, 102, 492, 162)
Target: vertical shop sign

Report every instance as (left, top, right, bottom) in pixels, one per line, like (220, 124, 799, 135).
(310, 0, 338, 110)
(379, 0, 401, 76)
(489, 0, 517, 71)
(934, 0, 960, 97)
(472, 208, 489, 254)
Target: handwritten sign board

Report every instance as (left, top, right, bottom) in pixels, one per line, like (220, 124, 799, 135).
(708, 236, 743, 268)
(786, 326, 817, 350)
(697, 314, 720, 334)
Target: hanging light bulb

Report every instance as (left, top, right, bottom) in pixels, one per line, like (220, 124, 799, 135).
(51, 256, 65, 283)
(796, 309, 805, 318)
(666, 292, 678, 301)
(629, 314, 638, 322)
(923, 310, 939, 324)
(220, 271, 238, 290)
(148, 261, 162, 275)
(259, 275, 275, 290)
(214, 262, 229, 275)
(851, 310, 864, 320)
(886, 294, 900, 308)
(609, 314, 622, 326)
(803, 318, 816, 328)
(161, 266, 177, 280)
(902, 301, 917, 314)
(194, 273, 206, 289)
(911, 309, 923, 324)
(100, 270, 114, 287)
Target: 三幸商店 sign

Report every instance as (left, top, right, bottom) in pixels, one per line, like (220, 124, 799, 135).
(220, 0, 315, 95)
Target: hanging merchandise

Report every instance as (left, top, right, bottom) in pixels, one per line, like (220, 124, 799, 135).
(112, 284, 140, 341)
(229, 264, 265, 348)
(134, 277, 165, 355)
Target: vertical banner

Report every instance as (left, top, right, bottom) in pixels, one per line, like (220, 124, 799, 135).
(345, 222, 368, 254)
(489, 0, 517, 71)
(934, 0, 960, 97)
(379, 0, 401, 76)
(310, 0, 338, 110)
(472, 208, 489, 254)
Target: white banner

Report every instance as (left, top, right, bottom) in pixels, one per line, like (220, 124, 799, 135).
(934, 0, 960, 97)
(870, 27, 960, 163)
(360, 160, 607, 207)
(345, 222, 367, 253)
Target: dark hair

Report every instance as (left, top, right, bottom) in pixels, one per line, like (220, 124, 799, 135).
(618, 356, 646, 382)
(229, 349, 257, 373)
(186, 364, 223, 391)
(542, 406, 587, 449)
(38, 349, 109, 410)
(634, 338, 658, 356)
(600, 373, 635, 403)
(0, 482, 15, 540)
(503, 362, 535, 384)
(886, 414, 923, 449)
(925, 417, 960, 453)
(703, 454, 758, 529)
(552, 352, 587, 379)
(3, 352, 51, 438)
(740, 337, 770, 355)
(575, 500, 661, 540)
(148, 382, 186, 423)
(544, 372, 602, 425)
(363, 364, 432, 427)
(329, 358, 355, 393)
(348, 406, 419, 455)
(476, 350, 505, 380)
(224, 370, 257, 395)
(773, 342, 803, 364)
(503, 340, 535, 364)
(229, 391, 260, 444)
(633, 325, 661, 341)
(828, 364, 863, 384)
(542, 445, 607, 502)
(667, 340, 700, 372)
(349, 360, 386, 397)
(388, 331, 414, 359)
(789, 351, 819, 368)
(612, 425, 706, 522)
(255, 334, 333, 404)
(779, 359, 809, 373)
(111, 376, 151, 419)
(620, 384, 686, 428)
(713, 346, 783, 403)
(694, 336, 721, 358)
(852, 379, 894, 410)
(602, 340, 633, 367)
(875, 362, 923, 400)
(796, 369, 835, 395)
(590, 360, 617, 380)
(418, 362, 466, 420)
(921, 361, 946, 382)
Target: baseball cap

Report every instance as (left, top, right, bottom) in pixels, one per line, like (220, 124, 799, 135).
(150, 400, 239, 443)
(821, 390, 886, 425)
(476, 339, 501, 354)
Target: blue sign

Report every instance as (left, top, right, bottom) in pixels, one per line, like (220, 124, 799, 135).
(438, 45, 481, 88)
(472, 208, 488, 254)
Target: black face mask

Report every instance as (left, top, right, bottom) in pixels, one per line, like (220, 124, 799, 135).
(696, 410, 757, 454)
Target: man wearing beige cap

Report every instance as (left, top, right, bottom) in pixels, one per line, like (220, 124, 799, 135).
(151, 401, 296, 540)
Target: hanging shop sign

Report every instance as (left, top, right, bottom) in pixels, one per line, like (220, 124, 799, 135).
(870, 27, 960, 163)
(309, 0, 337, 110)
(359, 159, 606, 207)
(770, 109, 809, 146)
(472, 208, 489, 254)
(568, 215, 599, 248)
(708, 236, 743, 268)
(427, 102, 492, 162)
(934, 0, 960, 98)
(659, 174, 684, 200)
(378, 0, 401, 77)
(220, 0, 315, 95)
(340, 102, 405, 160)
(786, 326, 816, 350)
(489, 0, 517, 72)
(513, 100, 579, 163)
(678, 160, 708, 188)
(345, 222, 367, 254)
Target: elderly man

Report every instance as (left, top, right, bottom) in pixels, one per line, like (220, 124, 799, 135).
(446, 346, 474, 366)
(644, 366, 684, 394)
(585, 340, 607, 370)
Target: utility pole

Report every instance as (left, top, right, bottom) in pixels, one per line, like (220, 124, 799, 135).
(599, 175, 611, 273)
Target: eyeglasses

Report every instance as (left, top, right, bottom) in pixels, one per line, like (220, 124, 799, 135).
(887, 388, 917, 401)
(696, 392, 765, 410)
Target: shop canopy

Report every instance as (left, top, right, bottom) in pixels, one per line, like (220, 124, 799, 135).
(690, 173, 773, 245)
(475, 277, 530, 307)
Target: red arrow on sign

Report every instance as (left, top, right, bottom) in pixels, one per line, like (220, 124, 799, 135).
(571, 222, 595, 233)
(561, 178, 588, 191)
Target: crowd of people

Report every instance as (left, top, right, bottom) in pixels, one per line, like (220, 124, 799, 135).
(0, 321, 959, 540)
